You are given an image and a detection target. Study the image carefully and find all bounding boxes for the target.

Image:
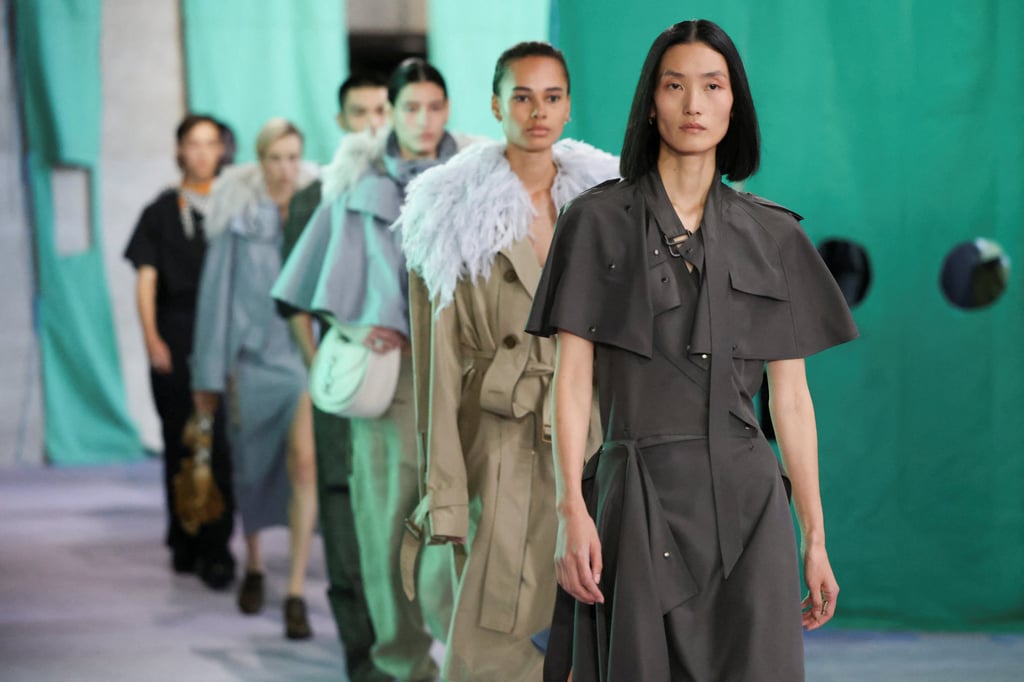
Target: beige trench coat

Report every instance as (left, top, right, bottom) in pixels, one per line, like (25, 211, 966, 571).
(408, 235, 601, 681)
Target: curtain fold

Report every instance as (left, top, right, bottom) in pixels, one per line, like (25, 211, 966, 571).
(181, 0, 348, 164)
(14, 0, 141, 465)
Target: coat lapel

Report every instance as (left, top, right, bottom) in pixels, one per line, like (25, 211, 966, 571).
(500, 234, 542, 300)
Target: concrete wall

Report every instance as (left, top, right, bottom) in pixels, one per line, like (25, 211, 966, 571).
(101, 0, 187, 454)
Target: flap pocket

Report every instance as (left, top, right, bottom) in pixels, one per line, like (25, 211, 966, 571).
(729, 269, 789, 301)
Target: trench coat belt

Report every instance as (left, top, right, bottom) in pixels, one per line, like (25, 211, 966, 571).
(469, 347, 554, 444)
(588, 436, 702, 681)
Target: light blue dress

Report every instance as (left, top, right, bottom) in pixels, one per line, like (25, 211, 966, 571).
(192, 192, 306, 534)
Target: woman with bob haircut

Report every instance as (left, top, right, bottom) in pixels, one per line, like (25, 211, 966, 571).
(192, 117, 319, 640)
(526, 20, 858, 680)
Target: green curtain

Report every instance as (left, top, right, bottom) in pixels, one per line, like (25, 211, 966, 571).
(14, 0, 141, 465)
(557, 0, 1024, 631)
(427, 0, 552, 138)
(182, 0, 348, 164)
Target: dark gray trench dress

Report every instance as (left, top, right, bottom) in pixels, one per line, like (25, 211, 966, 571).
(526, 170, 858, 681)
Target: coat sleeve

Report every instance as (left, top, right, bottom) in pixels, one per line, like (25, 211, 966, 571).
(408, 272, 470, 540)
(190, 230, 236, 393)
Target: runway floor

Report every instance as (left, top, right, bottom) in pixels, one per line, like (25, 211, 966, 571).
(0, 459, 1020, 681)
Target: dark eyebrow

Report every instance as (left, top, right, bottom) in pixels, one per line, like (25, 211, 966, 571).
(512, 86, 566, 93)
(660, 69, 728, 79)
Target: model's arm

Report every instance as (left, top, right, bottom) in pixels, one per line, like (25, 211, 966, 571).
(135, 266, 172, 374)
(289, 313, 317, 368)
(552, 330, 604, 605)
(766, 357, 839, 630)
(412, 280, 470, 543)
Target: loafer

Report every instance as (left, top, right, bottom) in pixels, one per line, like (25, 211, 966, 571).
(198, 553, 235, 591)
(284, 596, 312, 640)
(237, 571, 264, 614)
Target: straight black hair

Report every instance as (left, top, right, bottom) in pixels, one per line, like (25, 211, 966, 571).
(492, 41, 571, 95)
(387, 58, 447, 105)
(620, 20, 760, 182)
(337, 71, 388, 111)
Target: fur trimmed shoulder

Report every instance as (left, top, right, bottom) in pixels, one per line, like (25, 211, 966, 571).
(205, 162, 318, 239)
(321, 129, 486, 205)
(397, 138, 619, 310)
(320, 128, 389, 204)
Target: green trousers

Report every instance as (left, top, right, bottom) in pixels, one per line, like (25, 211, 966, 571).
(350, 358, 454, 681)
(314, 406, 389, 682)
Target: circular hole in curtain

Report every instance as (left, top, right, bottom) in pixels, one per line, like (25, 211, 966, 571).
(817, 238, 872, 307)
(939, 238, 1011, 310)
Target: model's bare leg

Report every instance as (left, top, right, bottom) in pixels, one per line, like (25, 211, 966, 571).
(244, 533, 261, 572)
(286, 392, 317, 597)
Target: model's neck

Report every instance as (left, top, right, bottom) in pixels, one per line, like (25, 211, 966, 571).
(181, 176, 214, 194)
(656, 148, 717, 213)
(505, 143, 556, 194)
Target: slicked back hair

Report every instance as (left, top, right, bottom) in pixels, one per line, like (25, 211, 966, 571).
(492, 41, 571, 95)
(387, 58, 447, 105)
(620, 20, 760, 182)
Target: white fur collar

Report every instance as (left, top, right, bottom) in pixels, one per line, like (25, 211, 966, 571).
(320, 128, 486, 205)
(204, 161, 318, 239)
(396, 138, 619, 310)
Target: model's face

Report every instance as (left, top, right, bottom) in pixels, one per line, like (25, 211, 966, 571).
(651, 42, 733, 161)
(393, 82, 449, 159)
(338, 86, 390, 134)
(178, 121, 223, 183)
(492, 56, 571, 152)
(260, 133, 303, 189)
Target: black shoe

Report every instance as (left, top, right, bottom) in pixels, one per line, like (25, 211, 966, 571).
(198, 552, 235, 591)
(284, 596, 312, 640)
(237, 571, 264, 614)
(171, 546, 198, 574)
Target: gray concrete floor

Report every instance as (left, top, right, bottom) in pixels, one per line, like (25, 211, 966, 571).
(0, 460, 1021, 681)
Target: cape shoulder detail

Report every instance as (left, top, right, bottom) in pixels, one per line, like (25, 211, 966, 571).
(397, 138, 619, 309)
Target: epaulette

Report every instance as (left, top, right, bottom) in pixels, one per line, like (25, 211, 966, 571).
(740, 192, 804, 221)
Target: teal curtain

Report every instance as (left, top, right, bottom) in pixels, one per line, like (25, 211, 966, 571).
(427, 0, 552, 138)
(182, 0, 348, 164)
(14, 0, 141, 465)
(557, 0, 1024, 631)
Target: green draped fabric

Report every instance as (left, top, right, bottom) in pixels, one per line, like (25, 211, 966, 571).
(14, 0, 141, 465)
(181, 0, 348, 164)
(556, 0, 1024, 631)
(427, 0, 552, 138)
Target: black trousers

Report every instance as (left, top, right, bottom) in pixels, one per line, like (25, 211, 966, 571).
(151, 308, 234, 559)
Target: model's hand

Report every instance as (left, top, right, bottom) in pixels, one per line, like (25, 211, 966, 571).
(801, 543, 839, 630)
(555, 502, 604, 605)
(146, 335, 173, 374)
(363, 326, 406, 354)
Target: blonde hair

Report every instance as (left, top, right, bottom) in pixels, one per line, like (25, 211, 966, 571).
(254, 117, 303, 159)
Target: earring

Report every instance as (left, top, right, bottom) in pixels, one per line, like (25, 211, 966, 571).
(648, 115, 655, 125)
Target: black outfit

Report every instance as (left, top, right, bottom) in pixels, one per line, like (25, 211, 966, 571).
(125, 189, 235, 582)
(527, 172, 858, 681)
(281, 181, 387, 682)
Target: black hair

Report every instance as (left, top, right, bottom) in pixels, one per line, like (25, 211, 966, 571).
(175, 114, 226, 172)
(216, 120, 236, 170)
(337, 72, 388, 111)
(387, 58, 447, 105)
(175, 114, 220, 145)
(619, 20, 760, 182)
(492, 41, 571, 96)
